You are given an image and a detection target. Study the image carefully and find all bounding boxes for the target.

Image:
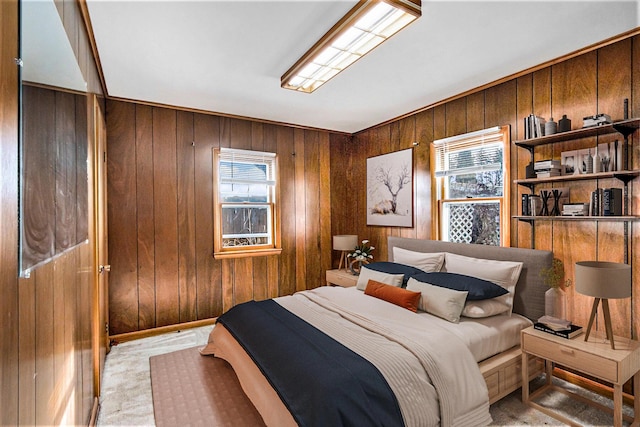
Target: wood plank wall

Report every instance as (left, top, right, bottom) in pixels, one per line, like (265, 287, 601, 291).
(106, 101, 338, 334)
(0, 0, 104, 425)
(338, 35, 640, 340)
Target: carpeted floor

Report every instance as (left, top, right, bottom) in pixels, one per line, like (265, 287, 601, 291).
(97, 325, 633, 426)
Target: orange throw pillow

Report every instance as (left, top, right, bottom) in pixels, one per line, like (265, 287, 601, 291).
(364, 280, 421, 312)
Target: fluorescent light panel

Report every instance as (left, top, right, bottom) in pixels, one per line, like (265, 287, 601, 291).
(282, 0, 421, 93)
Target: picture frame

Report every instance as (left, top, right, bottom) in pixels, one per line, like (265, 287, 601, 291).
(560, 150, 578, 176)
(577, 148, 592, 174)
(366, 148, 413, 227)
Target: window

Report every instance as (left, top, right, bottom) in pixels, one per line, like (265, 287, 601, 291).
(213, 148, 281, 258)
(432, 126, 510, 246)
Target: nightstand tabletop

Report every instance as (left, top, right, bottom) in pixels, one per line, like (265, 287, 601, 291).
(325, 269, 358, 287)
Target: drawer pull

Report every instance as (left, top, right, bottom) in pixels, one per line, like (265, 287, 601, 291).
(559, 347, 574, 355)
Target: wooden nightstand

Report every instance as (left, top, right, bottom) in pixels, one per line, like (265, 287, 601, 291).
(521, 326, 640, 426)
(325, 269, 358, 287)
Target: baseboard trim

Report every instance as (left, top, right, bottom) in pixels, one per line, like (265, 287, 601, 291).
(109, 318, 217, 344)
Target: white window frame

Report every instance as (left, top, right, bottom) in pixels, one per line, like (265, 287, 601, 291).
(431, 125, 511, 246)
(213, 147, 281, 259)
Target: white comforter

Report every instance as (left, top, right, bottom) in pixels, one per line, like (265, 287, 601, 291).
(276, 286, 492, 427)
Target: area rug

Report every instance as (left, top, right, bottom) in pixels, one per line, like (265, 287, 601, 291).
(149, 346, 265, 427)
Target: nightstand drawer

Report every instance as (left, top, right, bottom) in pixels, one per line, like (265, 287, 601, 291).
(326, 269, 358, 287)
(523, 333, 618, 382)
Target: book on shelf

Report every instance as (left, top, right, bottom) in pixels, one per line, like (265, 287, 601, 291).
(535, 169, 561, 178)
(524, 114, 546, 139)
(534, 159, 561, 170)
(603, 187, 622, 216)
(534, 322, 583, 339)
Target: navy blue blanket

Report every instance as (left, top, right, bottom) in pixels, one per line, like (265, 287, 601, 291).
(216, 299, 404, 427)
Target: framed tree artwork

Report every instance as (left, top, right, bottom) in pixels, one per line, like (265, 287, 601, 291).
(366, 148, 413, 227)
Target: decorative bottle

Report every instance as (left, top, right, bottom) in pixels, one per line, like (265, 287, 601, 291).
(544, 118, 557, 136)
(558, 115, 571, 132)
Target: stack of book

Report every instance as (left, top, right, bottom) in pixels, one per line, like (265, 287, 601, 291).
(535, 315, 583, 339)
(562, 202, 589, 216)
(524, 114, 546, 139)
(534, 159, 561, 178)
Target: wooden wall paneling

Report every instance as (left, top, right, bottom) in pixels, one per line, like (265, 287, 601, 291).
(371, 125, 390, 257)
(352, 131, 370, 255)
(55, 91, 77, 250)
(53, 257, 66, 425)
(263, 125, 280, 299)
(398, 116, 416, 239)
(234, 258, 254, 304)
(485, 81, 517, 130)
(485, 81, 517, 246)
(78, 244, 94, 425)
(63, 249, 78, 424)
(251, 121, 268, 301)
(551, 52, 598, 133)
(294, 129, 307, 292)
(633, 219, 639, 339)
(319, 131, 332, 280)
(34, 263, 54, 426)
(106, 100, 139, 333)
(221, 259, 234, 312)
(515, 75, 534, 248)
(532, 68, 552, 162)
(193, 113, 221, 319)
(414, 109, 433, 240)
(152, 107, 179, 327)
(329, 133, 347, 268)
(17, 276, 36, 426)
(22, 86, 56, 269)
(0, 0, 19, 423)
(633, 36, 640, 118)
(304, 130, 321, 288)
(597, 39, 631, 121)
(177, 111, 197, 322)
(135, 104, 156, 330)
(431, 105, 446, 239)
(445, 97, 466, 137)
(76, 94, 89, 242)
(276, 126, 296, 296)
(563, 220, 597, 330)
(466, 92, 485, 132)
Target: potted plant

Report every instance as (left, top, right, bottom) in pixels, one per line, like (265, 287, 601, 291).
(348, 240, 374, 275)
(540, 258, 571, 320)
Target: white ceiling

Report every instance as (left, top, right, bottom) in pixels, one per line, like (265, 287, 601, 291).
(86, 1, 640, 134)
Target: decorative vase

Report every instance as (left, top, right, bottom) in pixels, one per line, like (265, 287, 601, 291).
(545, 118, 557, 136)
(349, 259, 368, 275)
(558, 114, 571, 132)
(545, 287, 567, 319)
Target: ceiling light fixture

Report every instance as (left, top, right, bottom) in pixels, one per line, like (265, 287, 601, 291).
(281, 0, 421, 93)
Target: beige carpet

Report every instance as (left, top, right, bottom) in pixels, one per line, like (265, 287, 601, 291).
(150, 347, 265, 427)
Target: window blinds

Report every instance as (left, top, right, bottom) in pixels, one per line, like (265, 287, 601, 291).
(219, 147, 276, 186)
(433, 126, 505, 177)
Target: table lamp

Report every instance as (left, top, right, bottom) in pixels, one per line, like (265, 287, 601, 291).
(575, 261, 631, 349)
(333, 235, 357, 272)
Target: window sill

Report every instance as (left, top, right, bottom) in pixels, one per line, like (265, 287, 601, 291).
(213, 248, 282, 260)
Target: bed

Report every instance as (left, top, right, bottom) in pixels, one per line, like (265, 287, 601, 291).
(201, 237, 552, 426)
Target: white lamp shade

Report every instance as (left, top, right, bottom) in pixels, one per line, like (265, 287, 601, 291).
(333, 235, 357, 251)
(575, 261, 631, 299)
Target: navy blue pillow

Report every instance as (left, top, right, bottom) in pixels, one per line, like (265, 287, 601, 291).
(364, 262, 424, 288)
(411, 272, 508, 300)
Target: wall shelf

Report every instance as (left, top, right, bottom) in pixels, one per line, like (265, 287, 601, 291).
(513, 215, 639, 223)
(514, 169, 640, 189)
(514, 117, 640, 151)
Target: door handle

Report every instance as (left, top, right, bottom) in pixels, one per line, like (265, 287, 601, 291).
(99, 264, 111, 274)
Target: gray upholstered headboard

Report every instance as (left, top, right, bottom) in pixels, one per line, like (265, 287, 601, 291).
(387, 237, 553, 321)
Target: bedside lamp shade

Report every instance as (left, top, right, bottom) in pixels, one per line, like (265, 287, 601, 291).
(333, 235, 357, 272)
(575, 261, 631, 349)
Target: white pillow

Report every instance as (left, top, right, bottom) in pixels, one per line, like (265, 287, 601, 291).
(443, 252, 523, 315)
(393, 247, 445, 272)
(356, 266, 404, 291)
(462, 299, 511, 318)
(406, 277, 468, 323)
